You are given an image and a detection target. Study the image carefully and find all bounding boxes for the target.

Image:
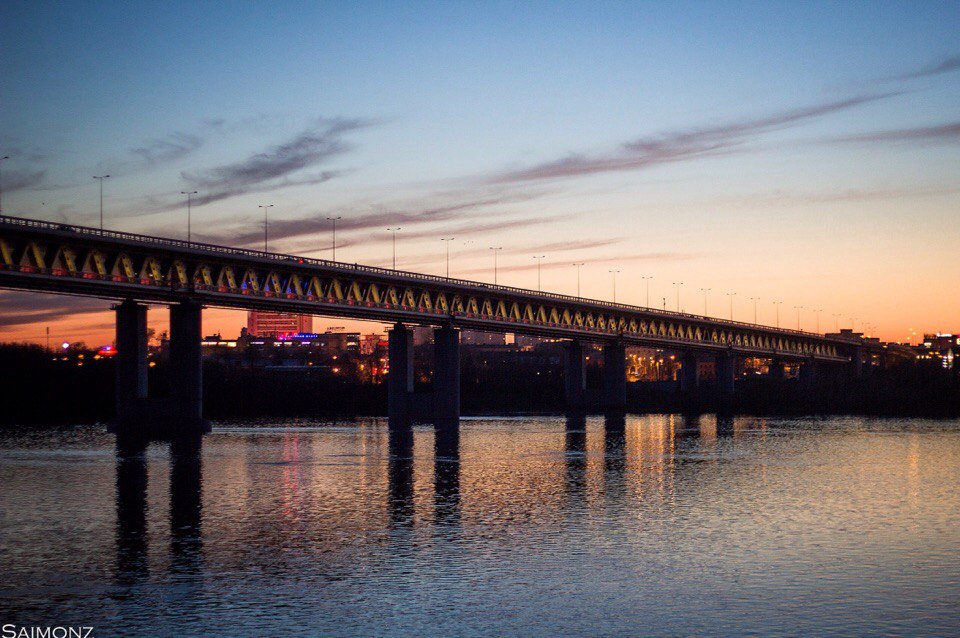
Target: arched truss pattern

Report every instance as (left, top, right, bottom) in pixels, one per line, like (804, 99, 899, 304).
(0, 217, 909, 364)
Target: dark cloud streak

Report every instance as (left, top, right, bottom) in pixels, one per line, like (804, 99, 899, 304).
(493, 93, 897, 183)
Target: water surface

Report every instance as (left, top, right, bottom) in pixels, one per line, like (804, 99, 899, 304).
(1, 415, 959, 636)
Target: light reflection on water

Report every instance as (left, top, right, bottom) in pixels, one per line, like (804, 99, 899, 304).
(1, 415, 959, 636)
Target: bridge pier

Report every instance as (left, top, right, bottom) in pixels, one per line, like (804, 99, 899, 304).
(769, 360, 786, 381)
(433, 326, 460, 430)
(563, 340, 587, 412)
(848, 345, 863, 379)
(388, 323, 414, 430)
(169, 300, 207, 437)
(680, 352, 700, 392)
(112, 299, 149, 439)
(799, 358, 819, 385)
(715, 351, 736, 396)
(602, 343, 627, 412)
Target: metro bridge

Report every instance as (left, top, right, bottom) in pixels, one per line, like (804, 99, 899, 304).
(0, 214, 909, 437)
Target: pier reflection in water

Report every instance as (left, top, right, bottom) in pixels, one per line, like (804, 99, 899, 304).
(2, 415, 960, 637)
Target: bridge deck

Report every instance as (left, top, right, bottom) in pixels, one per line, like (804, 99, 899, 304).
(0, 214, 898, 364)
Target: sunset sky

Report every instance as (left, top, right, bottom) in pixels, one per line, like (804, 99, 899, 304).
(1, 1, 958, 346)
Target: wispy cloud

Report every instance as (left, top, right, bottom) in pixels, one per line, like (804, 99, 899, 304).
(831, 121, 960, 144)
(457, 250, 695, 276)
(492, 93, 897, 183)
(892, 54, 960, 81)
(181, 117, 371, 206)
(190, 190, 541, 249)
(129, 132, 203, 166)
(2, 169, 47, 193)
(0, 292, 108, 328)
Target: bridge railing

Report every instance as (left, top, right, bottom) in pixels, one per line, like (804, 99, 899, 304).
(1, 214, 837, 340)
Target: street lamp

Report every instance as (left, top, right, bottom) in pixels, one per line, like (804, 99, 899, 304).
(490, 247, 503, 285)
(93, 175, 110, 229)
(832, 313, 841, 332)
(181, 191, 197, 242)
(700, 287, 711, 316)
(749, 297, 760, 324)
(441, 237, 455, 277)
(641, 276, 653, 307)
(532, 255, 546, 291)
(773, 301, 783, 328)
(387, 227, 401, 269)
(0, 156, 9, 217)
(327, 216, 342, 261)
(814, 308, 823, 333)
(609, 269, 620, 303)
(726, 292, 736, 320)
(259, 204, 274, 251)
(672, 282, 683, 313)
(794, 305, 803, 331)
(572, 262, 585, 298)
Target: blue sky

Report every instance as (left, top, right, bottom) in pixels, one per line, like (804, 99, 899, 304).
(1, 1, 958, 343)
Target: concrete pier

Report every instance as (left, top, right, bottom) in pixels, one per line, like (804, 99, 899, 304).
(680, 352, 700, 392)
(715, 351, 736, 396)
(769, 360, 787, 381)
(388, 323, 414, 430)
(433, 326, 460, 430)
(799, 357, 819, 385)
(169, 301, 206, 434)
(113, 299, 148, 436)
(602, 343, 627, 411)
(563, 340, 587, 411)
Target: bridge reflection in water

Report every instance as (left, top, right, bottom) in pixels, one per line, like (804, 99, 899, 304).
(113, 414, 745, 588)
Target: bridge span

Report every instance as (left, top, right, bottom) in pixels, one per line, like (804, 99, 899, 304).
(0, 215, 911, 436)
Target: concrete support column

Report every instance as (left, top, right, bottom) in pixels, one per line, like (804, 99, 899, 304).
(564, 340, 587, 411)
(602, 343, 627, 411)
(113, 299, 148, 435)
(769, 360, 786, 381)
(799, 358, 819, 385)
(433, 326, 460, 430)
(679, 352, 700, 392)
(848, 345, 863, 379)
(388, 323, 414, 430)
(715, 352, 736, 396)
(169, 301, 205, 434)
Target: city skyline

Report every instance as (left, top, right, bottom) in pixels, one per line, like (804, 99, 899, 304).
(1, 2, 958, 346)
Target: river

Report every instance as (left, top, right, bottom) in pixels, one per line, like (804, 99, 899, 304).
(1, 415, 959, 636)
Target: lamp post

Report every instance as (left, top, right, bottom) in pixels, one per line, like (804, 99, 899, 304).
(609, 269, 620, 303)
(726, 292, 736, 320)
(572, 262, 585, 298)
(441, 237, 455, 277)
(93, 175, 110, 230)
(794, 305, 803, 331)
(181, 191, 197, 242)
(814, 308, 823, 333)
(749, 297, 760, 324)
(533, 255, 546, 291)
(327, 216, 342, 261)
(672, 282, 683, 313)
(387, 227, 401, 269)
(490, 247, 502, 285)
(0, 155, 9, 217)
(700, 287, 711, 316)
(773, 301, 783, 328)
(641, 276, 653, 307)
(833, 313, 841, 332)
(259, 204, 274, 251)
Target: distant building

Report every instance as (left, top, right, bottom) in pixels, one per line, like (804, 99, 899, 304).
(247, 311, 313, 338)
(461, 329, 506, 346)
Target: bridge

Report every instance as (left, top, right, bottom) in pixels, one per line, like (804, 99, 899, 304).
(0, 214, 911, 437)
